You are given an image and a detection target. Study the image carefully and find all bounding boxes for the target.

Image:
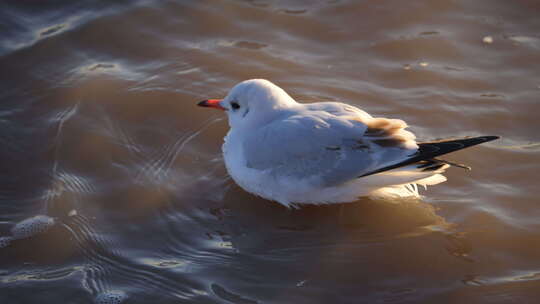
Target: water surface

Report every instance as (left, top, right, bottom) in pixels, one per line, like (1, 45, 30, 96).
(1, 0, 539, 303)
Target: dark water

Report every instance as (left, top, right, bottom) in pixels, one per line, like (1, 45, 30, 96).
(1, 0, 539, 303)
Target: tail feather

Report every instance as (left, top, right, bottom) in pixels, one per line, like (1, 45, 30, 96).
(416, 136, 499, 159)
(359, 135, 499, 177)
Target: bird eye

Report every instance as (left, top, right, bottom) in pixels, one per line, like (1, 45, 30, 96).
(231, 102, 240, 110)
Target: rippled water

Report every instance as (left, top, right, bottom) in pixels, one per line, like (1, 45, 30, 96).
(1, 0, 539, 303)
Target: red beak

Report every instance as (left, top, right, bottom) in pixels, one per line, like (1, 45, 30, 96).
(197, 99, 225, 110)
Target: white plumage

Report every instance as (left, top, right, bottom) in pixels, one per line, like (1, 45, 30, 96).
(198, 79, 495, 207)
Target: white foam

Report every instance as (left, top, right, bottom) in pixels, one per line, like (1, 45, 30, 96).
(94, 290, 127, 304)
(11, 215, 55, 240)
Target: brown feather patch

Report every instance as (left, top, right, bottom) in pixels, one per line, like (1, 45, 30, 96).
(365, 118, 409, 147)
(365, 118, 406, 137)
(346, 116, 410, 148)
(372, 137, 407, 147)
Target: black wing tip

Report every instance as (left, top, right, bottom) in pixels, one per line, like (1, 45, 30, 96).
(480, 135, 500, 142)
(358, 135, 500, 178)
(421, 135, 500, 144)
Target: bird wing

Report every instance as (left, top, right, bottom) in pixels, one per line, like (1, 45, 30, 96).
(358, 135, 500, 177)
(242, 106, 418, 186)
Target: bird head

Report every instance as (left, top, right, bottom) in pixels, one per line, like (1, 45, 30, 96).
(198, 79, 296, 129)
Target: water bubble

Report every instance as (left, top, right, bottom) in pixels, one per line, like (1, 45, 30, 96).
(11, 215, 55, 240)
(94, 290, 127, 304)
(483, 36, 494, 44)
(0, 236, 13, 248)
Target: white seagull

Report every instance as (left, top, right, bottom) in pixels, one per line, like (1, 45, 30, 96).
(198, 79, 498, 207)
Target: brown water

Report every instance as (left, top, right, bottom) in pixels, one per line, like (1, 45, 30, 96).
(0, 0, 539, 303)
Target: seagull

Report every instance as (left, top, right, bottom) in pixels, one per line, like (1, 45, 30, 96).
(198, 79, 498, 207)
